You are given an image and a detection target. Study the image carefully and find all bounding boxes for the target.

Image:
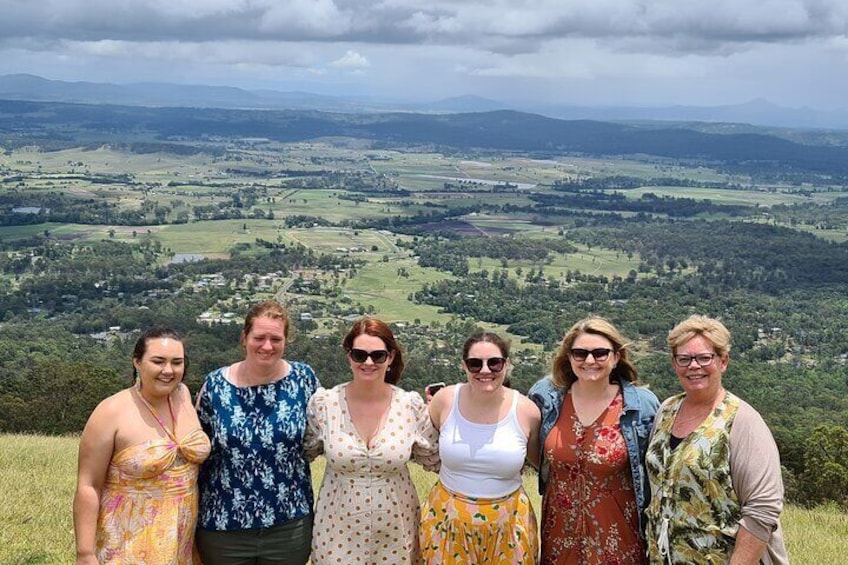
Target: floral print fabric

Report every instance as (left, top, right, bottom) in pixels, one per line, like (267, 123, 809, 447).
(305, 384, 440, 565)
(541, 390, 646, 565)
(644, 392, 741, 564)
(420, 481, 538, 565)
(197, 361, 319, 531)
(96, 429, 211, 564)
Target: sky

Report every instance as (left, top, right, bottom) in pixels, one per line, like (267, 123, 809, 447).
(0, 0, 847, 110)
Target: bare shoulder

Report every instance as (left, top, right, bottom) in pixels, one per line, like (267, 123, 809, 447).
(79, 388, 132, 452)
(428, 384, 457, 426)
(515, 392, 541, 423)
(176, 383, 194, 403)
(87, 388, 132, 425)
(432, 384, 458, 407)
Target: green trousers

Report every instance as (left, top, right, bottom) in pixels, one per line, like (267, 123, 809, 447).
(196, 514, 313, 565)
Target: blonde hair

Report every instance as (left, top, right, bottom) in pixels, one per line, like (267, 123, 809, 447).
(667, 315, 731, 357)
(551, 316, 638, 389)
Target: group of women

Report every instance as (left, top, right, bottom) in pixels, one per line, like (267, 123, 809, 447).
(74, 300, 789, 565)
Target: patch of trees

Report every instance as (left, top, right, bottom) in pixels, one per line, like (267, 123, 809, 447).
(568, 218, 848, 292)
(552, 175, 743, 192)
(530, 191, 749, 218)
(414, 236, 577, 276)
(283, 215, 332, 228)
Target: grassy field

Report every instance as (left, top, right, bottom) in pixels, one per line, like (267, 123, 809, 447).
(2, 433, 845, 564)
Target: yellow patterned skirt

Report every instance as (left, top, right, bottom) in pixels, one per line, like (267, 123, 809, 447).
(419, 481, 538, 564)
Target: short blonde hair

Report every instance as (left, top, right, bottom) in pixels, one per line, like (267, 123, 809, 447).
(667, 315, 731, 356)
(551, 316, 638, 389)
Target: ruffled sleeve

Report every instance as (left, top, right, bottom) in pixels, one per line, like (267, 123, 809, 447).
(408, 390, 440, 472)
(304, 387, 329, 462)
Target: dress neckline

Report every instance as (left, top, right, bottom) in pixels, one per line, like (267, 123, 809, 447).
(134, 383, 177, 441)
(341, 382, 395, 450)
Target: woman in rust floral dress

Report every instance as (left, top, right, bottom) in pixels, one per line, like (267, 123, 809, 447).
(530, 317, 658, 565)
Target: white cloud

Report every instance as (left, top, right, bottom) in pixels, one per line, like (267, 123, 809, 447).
(329, 50, 370, 69)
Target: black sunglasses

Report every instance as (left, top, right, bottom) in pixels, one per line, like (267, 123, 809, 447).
(464, 357, 507, 373)
(570, 348, 614, 362)
(349, 348, 390, 364)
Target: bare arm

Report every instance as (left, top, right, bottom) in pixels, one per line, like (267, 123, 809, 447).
(518, 395, 542, 469)
(427, 384, 454, 430)
(728, 526, 768, 565)
(73, 401, 118, 565)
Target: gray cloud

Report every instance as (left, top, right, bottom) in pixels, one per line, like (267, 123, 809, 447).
(0, 1, 846, 109)
(0, 1, 845, 48)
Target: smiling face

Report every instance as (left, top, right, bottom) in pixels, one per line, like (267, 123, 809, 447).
(133, 337, 185, 398)
(568, 332, 620, 386)
(463, 340, 509, 393)
(673, 334, 728, 400)
(348, 333, 394, 384)
(243, 316, 286, 367)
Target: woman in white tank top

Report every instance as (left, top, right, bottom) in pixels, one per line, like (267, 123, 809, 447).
(420, 331, 541, 564)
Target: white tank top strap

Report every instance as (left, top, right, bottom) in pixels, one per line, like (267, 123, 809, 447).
(453, 382, 463, 403)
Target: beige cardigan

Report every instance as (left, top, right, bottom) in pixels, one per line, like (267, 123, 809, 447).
(727, 398, 789, 565)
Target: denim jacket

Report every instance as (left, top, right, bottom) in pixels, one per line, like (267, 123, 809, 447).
(528, 375, 659, 534)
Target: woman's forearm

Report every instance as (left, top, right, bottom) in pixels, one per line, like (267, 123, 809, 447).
(73, 485, 101, 562)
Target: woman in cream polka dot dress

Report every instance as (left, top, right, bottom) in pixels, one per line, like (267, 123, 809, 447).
(305, 317, 440, 565)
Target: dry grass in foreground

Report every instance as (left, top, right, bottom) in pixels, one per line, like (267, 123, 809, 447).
(1, 433, 845, 564)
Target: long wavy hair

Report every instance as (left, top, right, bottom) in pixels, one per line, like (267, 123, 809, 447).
(551, 316, 638, 389)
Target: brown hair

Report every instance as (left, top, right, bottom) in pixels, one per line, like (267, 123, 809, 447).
(242, 300, 292, 344)
(551, 316, 638, 389)
(462, 331, 511, 359)
(132, 327, 186, 383)
(667, 315, 732, 357)
(342, 317, 405, 384)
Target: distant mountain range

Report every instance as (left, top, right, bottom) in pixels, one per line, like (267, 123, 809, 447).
(2, 73, 847, 131)
(4, 97, 848, 176)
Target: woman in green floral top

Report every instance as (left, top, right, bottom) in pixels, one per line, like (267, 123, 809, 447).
(645, 315, 789, 565)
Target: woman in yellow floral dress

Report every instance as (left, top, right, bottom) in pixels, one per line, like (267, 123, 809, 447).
(421, 331, 541, 564)
(73, 327, 210, 565)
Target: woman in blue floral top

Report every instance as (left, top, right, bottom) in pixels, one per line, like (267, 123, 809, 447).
(195, 300, 320, 565)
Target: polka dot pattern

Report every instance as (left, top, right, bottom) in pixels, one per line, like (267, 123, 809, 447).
(305, 384, 440, 565)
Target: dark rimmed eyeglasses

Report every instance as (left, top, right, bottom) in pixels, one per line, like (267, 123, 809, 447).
(348, 348, 390, 364)
(464, 357, 507, 373)
(673, 353, 717, 367)
(570, 348, 614, 362)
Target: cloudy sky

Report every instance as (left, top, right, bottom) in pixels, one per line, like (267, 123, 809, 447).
(1, 0, 846, 110)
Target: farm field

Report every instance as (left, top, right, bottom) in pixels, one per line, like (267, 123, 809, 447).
(1, 433, 845, 565)
(624, 185, 848, 206)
